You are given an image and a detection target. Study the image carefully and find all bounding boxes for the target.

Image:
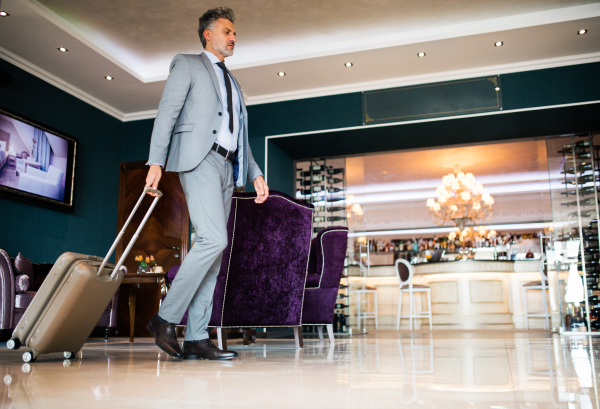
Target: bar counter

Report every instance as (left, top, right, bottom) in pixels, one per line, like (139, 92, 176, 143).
(347, 260, 559, 330)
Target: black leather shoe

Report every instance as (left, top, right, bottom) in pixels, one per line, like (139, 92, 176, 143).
(147, 314, 184, 359)
(183, 339, 238, 360)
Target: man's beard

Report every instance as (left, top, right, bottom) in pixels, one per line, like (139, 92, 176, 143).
(214, 41, 234, 57)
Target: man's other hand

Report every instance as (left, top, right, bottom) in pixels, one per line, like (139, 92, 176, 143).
(253, 176, 269, 203)
(146, 164, 162, 196)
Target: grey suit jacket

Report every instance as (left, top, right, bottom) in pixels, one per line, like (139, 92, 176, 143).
(147, 53, 263, 188)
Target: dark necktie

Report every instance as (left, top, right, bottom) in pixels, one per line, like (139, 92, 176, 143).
(216, 62, 234, 134)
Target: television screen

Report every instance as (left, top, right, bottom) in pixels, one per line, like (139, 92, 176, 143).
(0, 107, 77, 211)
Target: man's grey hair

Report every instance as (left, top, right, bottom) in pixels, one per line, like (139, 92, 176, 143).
(198, 7, 235, 48)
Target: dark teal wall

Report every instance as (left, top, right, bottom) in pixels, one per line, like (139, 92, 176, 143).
(0, 58, 122, 263)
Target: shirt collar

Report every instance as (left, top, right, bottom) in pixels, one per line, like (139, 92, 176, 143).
(203, 50, 223, 66)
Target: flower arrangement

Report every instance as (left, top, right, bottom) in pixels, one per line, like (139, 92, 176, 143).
(134, 254, 156, 272)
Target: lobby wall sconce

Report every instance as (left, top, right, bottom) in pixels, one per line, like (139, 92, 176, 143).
(57, 47, 68, 52)
(495, 87, 500, 91)
(495, 41, 503, 47)
(104, 76, 114, 81)
(417, 52, 426, 57)
(277, 72, 286, 77)
(344, 62, 353, 67)
(578, 29, 587, 35)
(0, 10, 9, 17)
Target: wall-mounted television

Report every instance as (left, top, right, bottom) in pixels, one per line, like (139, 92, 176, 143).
(0, 107, 77, 212)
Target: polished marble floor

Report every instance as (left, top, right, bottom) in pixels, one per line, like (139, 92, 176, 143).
(0, 330, 598, 408)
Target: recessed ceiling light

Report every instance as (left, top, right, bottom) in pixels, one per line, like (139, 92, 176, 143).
(277, 72, 286, 77)
(0, 11, 9, 17)
(495, 87, 500, 91)
(344, 62, 353, 67)
(104, 76, 114, 81)
(57, 47, 68, 52)
(417, 52, 426, 57)
(578, 29, 587, 35)
(495, 41, 503, 47)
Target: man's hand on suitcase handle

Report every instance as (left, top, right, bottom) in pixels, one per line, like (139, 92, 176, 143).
(146, 164, 162, 197)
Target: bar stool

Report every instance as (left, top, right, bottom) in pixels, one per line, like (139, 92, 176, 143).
(395, 259, 432, 331)
(355, 243, 378, 330)
(522, 255, 551, 330)
(356, 287, 379, 330)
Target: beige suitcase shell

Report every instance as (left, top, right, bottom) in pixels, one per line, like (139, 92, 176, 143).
(7, 187, 162, 362)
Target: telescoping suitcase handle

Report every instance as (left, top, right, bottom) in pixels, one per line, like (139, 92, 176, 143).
(98, 187, 163, 279)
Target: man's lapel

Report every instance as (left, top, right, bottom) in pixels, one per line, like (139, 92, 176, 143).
(199, 52, 223, 104)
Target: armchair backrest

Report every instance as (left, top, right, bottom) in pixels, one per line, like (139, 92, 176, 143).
(311, 227, 348, 288)
(209, 190, 313, 327)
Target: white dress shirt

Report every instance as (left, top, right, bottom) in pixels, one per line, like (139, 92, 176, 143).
(203, 51, 240, 153)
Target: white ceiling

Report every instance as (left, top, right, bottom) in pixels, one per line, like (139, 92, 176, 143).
(0, 0, 599, 120)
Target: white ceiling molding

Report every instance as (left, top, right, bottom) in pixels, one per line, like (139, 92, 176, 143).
(19, 0, 600, 80)
(0, 45, 125, 121)
(122, 110, 159, 122)
(246, 51, 600, 105)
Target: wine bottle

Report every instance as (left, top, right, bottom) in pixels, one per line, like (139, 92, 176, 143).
(590, 220, 598, 229)
(327, 177, 344, 184)
(313, 216, 326, 223)
(314, 227, 325, 233)
(565, 152, 593, 160)
(563, 174, 598, 185)
(569, 210, 597, 218)
(584, 233, 599, 241)
(589, 295, 599, 302)
(326, 197, 346, 202)
(562, 163, 594, 174)
(327, 187, 344, 193)
(336, 293, 349, 299)
(327, 216, 347, 221)
(327, 168, 344, 175)
(561, 186, 597, 196)
(562, 198, 596, 206)
(313, 206, 325, 212)
(339, 284, 348, 289)
(585, 247, 600, 253)
(588, 283, 600, 290)
(310, 164, 326, 171)
(299, 170, 321, 177)
(335, 303, 346, 309)
(327, 207, 346, 212)
(591, 320, 600, 331)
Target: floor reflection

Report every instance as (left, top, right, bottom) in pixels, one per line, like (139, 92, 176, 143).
(0, 332, 598, 408)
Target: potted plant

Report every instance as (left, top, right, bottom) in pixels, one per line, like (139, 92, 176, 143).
(134, 254, 155, 273)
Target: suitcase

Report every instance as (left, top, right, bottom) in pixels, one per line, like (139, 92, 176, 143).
(6, 186, 163, 362)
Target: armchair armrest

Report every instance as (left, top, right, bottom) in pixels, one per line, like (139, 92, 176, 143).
(0, 250, 15, 330)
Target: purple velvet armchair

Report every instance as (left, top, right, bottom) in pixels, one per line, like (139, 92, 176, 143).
(208, 190, 313, 349)
(302, 227, 348, 343)
(0, 249, 120, 341)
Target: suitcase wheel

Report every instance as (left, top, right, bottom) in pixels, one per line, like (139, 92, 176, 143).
(63, 351, 76, 359)
(22, 351, 36, 363)
(6, 338, 21, 350)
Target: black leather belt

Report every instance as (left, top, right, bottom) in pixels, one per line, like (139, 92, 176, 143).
(212, 142, 236, 161)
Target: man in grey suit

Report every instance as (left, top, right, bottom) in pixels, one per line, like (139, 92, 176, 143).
(145, 7, 269, 360)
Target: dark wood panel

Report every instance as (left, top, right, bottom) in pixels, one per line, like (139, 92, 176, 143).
(116, 161, 189, 337)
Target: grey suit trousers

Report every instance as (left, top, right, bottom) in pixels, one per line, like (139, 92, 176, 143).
(158, 150, 233, 341)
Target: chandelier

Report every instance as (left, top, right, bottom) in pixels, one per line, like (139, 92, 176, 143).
(426, 169, 494, 230)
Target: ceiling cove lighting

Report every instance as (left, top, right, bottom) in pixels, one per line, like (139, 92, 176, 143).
(57, 47, 68, 52)
(578, 29, 587, 35)
(0, 10, 9, 17)
(277, 71, 286, 77)
(417, 52, 426, 57)
(344, 62, 353, 67)
(104, 76, 114, 81)
(495, 41, 503, 47)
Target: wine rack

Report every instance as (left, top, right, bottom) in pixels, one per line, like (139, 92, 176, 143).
(552, 133, 600, 335)
(296, 158, 351, 335)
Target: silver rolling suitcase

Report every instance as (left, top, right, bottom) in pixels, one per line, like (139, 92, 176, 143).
(7, 187, 162, 362)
